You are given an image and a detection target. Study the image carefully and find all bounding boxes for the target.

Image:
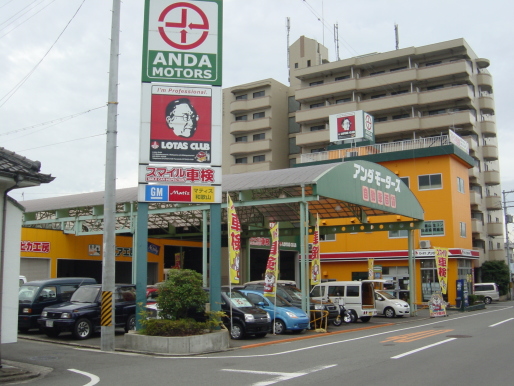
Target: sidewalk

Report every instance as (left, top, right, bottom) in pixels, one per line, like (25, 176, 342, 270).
(0, 305, 462, 383)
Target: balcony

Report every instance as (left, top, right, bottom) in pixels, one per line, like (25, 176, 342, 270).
(295, 103, 358, 124)
(230, 96, 272, 114)
(480, 119, 497, 136)
(417, 60, 472, 81)
(485, 195, 502, 210)
(463, 136, 478, 156)
(488, 249, 507, 261)
(296, 79, 358, 102)
(229, 139, 272, 155)
(229, 117, 272, 134)
(471, 219, 483, 234)
(477, 72, 493, 88)
(484, 170, 500, 185)
(478, 95, 495, 112)
(482, 145, 498, 160)
(468, 166, 479, 181)
(295, 130, 330, 147)
(469, 190, 481, 207)
(418, 85, 474, 105)
(486, 222, 503, 237)
(359, 93, 419, 113)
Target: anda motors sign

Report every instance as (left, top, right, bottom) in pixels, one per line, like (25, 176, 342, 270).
(142, 0, 222, 85)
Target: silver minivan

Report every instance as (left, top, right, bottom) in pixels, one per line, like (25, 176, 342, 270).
(473, 283, 499, 304)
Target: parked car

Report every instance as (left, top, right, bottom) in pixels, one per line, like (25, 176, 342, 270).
(18, 277, 97, 332)
(374, 290, 410, 318)
(19, 276, 27, 286)
(38, 284, 136, 339)
(239, 289, 310, 334)
(242, 280, 340, 325)
(146, 286, 159, 304)
(474, 283, 500, 304)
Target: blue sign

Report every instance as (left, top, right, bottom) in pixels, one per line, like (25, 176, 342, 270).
(145, 185, 168, 201)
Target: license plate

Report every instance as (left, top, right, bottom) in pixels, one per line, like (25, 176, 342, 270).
(46, 320, 53, 328)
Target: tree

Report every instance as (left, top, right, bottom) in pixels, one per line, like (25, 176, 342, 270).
(480, 261, 510, 295)
(157, 269, 208, 320)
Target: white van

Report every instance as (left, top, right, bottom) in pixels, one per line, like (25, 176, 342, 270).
(310, 280, 379, 322)
(473, 283, 499, 304)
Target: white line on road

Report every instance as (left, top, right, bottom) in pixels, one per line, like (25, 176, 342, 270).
(68, 369, 100, 386)
(489, 317, 514, 327)
(221, 364, 337, 386)
(391, 338, 456, 359)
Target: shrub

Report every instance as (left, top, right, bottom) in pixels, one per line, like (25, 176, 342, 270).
(481, 261, 510, 295)
(467, 294, 478, 305)
(141, 318, 209, 337)
(158, 269, 208, 320)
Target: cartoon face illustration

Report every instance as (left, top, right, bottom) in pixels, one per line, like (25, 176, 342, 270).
(311, 263, 320, 281)
(165, 98, 199, 138)
(341, 118, 351, 132)
(264, 273, 276, 290)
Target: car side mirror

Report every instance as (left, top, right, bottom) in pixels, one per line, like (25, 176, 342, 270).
(256, 302, 265, 306)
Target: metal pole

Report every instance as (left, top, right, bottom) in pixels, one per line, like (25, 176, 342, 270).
(408, 230, 417, 316)
(503, 190, 513, 300)
(101, 0, 120, 352)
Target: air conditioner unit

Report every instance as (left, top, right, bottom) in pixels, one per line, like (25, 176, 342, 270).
(419, 240, 431, 249)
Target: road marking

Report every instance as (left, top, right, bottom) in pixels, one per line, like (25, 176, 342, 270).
(380, 329, 454, 343)
(391, 338, 456, 359)
(221, 364, 336, 386)
(489, 317, 514, 327)
(68, 369, 100, 386)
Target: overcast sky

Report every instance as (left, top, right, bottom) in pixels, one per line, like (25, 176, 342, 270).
(2, 0, 514, 206)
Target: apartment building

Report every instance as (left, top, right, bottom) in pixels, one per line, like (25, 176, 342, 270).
(222, 35, 503, 266)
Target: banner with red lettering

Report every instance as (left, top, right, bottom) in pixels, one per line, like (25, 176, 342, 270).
(310, 215, 321, 285)
(434, 246, 449, 294)
(263, 222, 279, 298)
(228, 194, 241, 284)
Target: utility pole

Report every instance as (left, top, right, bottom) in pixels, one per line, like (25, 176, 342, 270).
(101, 0, 121, 351)
(502, 190, 514, 299)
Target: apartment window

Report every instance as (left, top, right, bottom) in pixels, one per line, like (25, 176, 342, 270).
(425, 61, 442, 67)
(391, 89, 408, 95)
(428, 109, 446, 116)
(253, 111, 265, 119)
(336, 97, 351, 104)
(400, 176, 410, 188)
(370, 70, 385, 75)
(310, 125, 325, 131)
(418, 173, 442, 190)
(235, 94, 247, 100)
(289, 137, 300, 154)
(390, 66, 407, 72)
(335, 75, 350, 81)
(253, 155, 265, 163)
(309, 80, 324, 86)
(457, 177, 465, 193)
(307, 60, 311, 67)
(253, 90, 265, 98)
(235, 157, 247, 164)
(294, 63, 298, 68)
(427, 84, 444, 91)
(311, 148, 325, 153)
(371, 94, 386, 99)
(235, 115, 247, 121)
(389, 229, 409, 238)
(421, 220, 444, 236)
(235, 136, 247, 142)
(392, 113, 410, 120)
(460, 222, 466, 237)
(310, 102, 325, 109)
(253, 133, 265, 141)
(375, 116, 387, 122)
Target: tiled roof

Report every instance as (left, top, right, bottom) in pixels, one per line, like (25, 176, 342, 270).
(0, 147, 54, 185)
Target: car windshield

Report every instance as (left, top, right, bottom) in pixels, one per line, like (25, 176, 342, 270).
(19, 286, 38, 303)
(70, 286, 100, 303)
(282, 286, 302, 300)
(376, 290, 396, 300)
(223, 290, 254, 308)
(263, 294, 291, 307)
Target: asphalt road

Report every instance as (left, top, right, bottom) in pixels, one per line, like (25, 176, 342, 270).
(4, 302, 514, 386)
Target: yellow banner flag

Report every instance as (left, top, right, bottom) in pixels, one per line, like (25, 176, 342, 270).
(368, 258, 374, 280)
(434, 246, 449, 294)
(263, 222, 279, 297)
(228, 195, 241, 284)
(311, 214, 321, 285)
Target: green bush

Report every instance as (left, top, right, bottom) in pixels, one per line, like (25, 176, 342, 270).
(141, 318, 209, 337)
(481, 261, 510, 296)
(467, 294, 478, 305)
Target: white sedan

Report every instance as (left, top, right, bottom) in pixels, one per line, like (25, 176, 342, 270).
(374, 290, 410, 318)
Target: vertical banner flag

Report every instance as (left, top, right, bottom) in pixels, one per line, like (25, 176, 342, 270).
(368, 258, 374, 280)
(434, 247, 449, 294)
(263, 222, 279, 298)
(310, 214, 321, 285)
(228, 194, 241, 284)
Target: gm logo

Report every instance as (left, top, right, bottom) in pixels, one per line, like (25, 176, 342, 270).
(145, 185, 168, 201)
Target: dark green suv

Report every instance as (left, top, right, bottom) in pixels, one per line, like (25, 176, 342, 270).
(38, 284, 136, 339)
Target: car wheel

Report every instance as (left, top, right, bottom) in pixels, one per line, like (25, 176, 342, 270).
(384, 307, 396, 318)
(332, 316, 343, 326)
(342, 311, 355, 324)
(73, 318, 93, 340)
(254, 332, 267, 338)
(230, 322, 245, 340)
(360, 316, 371, 323)
(125, 314, 136, 333)
(484, 297, 492, 304)
(351, 310, 359, 323)
(44, 328, 60, 338)
(273, 319, 286, 335)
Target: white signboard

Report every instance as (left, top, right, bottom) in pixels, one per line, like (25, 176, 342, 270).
(329, 110, 375, 143)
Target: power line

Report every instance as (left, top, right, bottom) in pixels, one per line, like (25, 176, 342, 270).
(15, 132, 105, 152)
(0, 0, 57, 39)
